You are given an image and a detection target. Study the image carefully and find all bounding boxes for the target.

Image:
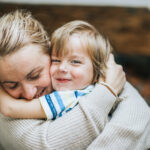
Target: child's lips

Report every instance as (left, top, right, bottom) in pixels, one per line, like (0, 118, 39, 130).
(56, 78, 71, 83)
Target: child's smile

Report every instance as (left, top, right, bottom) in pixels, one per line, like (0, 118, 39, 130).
(50, 35, 94, 91)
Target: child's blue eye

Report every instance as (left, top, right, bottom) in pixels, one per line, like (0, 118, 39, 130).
(71, 60, 81, 64)
(51, 59, 60, 63)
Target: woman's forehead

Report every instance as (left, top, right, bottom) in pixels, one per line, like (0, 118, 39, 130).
(0, 44, 50, 81)
(0, 56, 33, 82)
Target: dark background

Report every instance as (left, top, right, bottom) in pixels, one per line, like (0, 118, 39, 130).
(0, 2, 150, 105)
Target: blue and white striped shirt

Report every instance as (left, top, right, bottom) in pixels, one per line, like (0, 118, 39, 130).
(39, 85, 94, 120)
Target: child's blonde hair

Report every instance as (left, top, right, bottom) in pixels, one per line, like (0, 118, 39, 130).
(51, 20, 113, 83)
(0, 9, 50, 57)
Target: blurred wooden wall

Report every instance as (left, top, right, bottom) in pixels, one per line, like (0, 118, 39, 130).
(0, 3, 150, 104)
(0, 3, 149, 56)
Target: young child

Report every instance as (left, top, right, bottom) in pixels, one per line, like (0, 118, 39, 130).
(40, 20, 115, 119)
(0, 19, 118, 120)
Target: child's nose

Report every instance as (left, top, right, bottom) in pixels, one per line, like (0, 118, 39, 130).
(59, 62, 68, 72)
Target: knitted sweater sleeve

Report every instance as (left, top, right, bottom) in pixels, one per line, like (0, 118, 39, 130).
(0, 84, 116, 150)
(87, 82, 150, 150)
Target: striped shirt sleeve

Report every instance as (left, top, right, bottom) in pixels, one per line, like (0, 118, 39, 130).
(40, 85, 94, 120)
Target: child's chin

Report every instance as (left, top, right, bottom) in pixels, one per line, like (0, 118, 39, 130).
(55, 86, 71, 91)
(57, 88, 68, 91)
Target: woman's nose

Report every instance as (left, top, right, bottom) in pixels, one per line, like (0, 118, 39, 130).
(21, 84, 37, 100)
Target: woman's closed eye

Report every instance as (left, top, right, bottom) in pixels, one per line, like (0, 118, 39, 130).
(28, 73, 40, 80)
(3, 82, 19, 90)
(26, 68, 43, 81)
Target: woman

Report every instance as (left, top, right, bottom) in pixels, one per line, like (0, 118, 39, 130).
(0, 10, 149, 150)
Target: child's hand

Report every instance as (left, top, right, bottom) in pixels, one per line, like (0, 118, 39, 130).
(99, 54, 126, 95)
(0, 86, 14, 117)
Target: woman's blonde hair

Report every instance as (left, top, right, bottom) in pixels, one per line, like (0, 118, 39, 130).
(0, 9, 50, 57)
(51, 20, 113, 83)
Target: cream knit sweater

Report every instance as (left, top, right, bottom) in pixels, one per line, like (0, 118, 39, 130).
(0, 82, 149, 150)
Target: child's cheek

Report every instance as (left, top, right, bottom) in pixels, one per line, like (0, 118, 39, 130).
(49, 65, 55, 78)
(49, 65, 56, 87)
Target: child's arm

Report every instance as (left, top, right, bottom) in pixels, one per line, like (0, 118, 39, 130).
(0, 54, 125, 120)
(0, 87, 46, 119)
(0, 82, 116, 120)
(0, 86, 92, 120)
(0, 86, 84, 119)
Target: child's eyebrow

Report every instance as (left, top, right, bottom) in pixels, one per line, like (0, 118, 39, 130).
(70, 55, 84, 59)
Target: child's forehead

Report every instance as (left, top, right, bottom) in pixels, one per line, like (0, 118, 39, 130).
(51, 33, 90, 56)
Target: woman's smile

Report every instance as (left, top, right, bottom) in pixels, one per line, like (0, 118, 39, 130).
(0, 44, 52, 100)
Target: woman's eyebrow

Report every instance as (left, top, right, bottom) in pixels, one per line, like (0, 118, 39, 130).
(0, 67, 43, 84)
